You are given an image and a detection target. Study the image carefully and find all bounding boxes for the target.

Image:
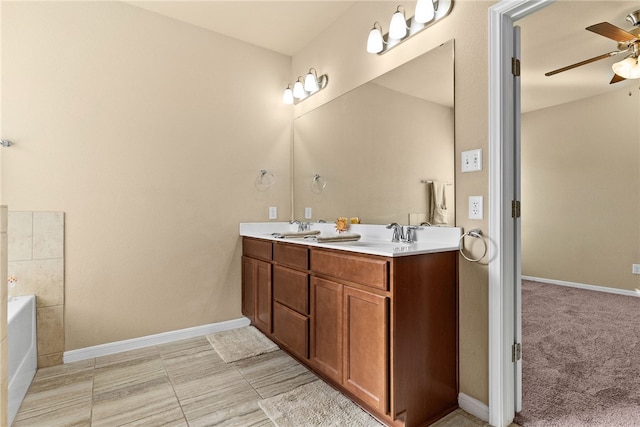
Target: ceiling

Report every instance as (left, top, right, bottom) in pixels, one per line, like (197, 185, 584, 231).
(125, 1, 357, 56)
(519, 1, 640, 112)
(125, 1, 640, 112)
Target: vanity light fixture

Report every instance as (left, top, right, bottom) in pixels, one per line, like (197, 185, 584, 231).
(282, 69, 328, 104)
(366, 0, 453, 55)
(414, 0, 436, 23)
(389, 5, 408, 40)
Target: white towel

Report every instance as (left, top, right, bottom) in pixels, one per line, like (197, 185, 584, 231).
(429, 181, 448, 225)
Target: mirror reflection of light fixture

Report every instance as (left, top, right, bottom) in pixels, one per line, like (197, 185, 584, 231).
(366, 0, 453, 55)
(282, 69, 328, 104)
(304, 68, 320, 92)
(293, 77, 307, 99)
(282, 84, 294, 105)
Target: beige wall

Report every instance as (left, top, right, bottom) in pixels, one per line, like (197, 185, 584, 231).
(1, 2, 292, 350)
(292, 1, 493, 403)
(2, 0, 495, 407)
(522, 88, 640, 291)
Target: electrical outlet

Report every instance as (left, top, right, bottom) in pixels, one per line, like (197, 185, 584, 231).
(462, 149, 483, 173)
(305, 207, 312, 219)
(633, 264, 640, 275)
(268, 206, 277, 220)
(469, 196, 483, 220)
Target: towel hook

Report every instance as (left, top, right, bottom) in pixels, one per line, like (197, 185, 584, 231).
(459, 228, 487, 262)
(1, 140, 13, 148)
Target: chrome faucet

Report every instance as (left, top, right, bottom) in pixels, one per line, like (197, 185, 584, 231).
(387, 223, 421, 243)
(290, 220, 311, 232)
(405, 226, 419, 243)
(386, 223, 405, 243)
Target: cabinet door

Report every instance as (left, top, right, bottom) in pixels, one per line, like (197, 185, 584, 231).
(273, 302, 309, 359)
(310, 277, 343, 383)
(241, 256, 255, 322)
(343, 286, 388, 414)
(253, 259, 272, 334)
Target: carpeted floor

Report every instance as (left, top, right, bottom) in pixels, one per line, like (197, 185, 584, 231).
(515, 280, 640, 426)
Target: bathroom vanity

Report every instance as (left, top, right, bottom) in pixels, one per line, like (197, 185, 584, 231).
(240, 223, 460, 427)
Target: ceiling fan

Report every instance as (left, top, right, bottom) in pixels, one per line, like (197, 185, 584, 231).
(545, 9, 640, 84)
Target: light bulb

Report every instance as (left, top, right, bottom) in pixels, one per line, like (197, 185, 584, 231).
(612, 56, 640, 79)
(414, 0, 435, 23)
(293, 80, 306, 99)
(389, 7, 407, 39)
(304, 70, 320, 93)
(367, 24, 384, 53)
(282, 87, 294, 105)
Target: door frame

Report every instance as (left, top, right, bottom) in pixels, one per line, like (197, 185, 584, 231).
(487, 1, 554, 426)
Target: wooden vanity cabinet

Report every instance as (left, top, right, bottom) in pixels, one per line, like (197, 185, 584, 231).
(242, 238, 273, 334)
(241, 237, 458, 427)
(271, 242, 310, 359)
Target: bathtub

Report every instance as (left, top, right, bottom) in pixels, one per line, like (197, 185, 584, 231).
(8, 295, 37, 426)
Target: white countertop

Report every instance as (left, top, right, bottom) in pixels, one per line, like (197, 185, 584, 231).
(239, 222, 462, 257)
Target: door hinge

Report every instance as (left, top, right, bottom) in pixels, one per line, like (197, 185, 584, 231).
(511, 57, 521, 77)
(512, 342, 522, 362)
(511, 200, 521, 218)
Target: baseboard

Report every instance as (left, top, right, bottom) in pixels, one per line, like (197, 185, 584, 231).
(522, 276, 640, 298)
(458, 392, 489, 422)
(63, 317, 250, 364)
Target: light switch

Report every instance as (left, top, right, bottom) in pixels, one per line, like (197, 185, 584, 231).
(462, 149, 482, 173)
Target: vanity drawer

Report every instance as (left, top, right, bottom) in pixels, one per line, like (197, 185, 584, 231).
(310, 249, 389, 291)
(243, 238, 272, 261)
(274, 242, 309, 270)
(273, 265, 309, 314)
(273, 302, 309, 359)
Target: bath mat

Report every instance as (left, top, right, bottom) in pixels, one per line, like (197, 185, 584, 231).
(258, 380, 383, 427)
(207, 326, 278, 363)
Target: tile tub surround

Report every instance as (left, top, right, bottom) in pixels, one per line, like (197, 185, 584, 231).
(8, 212, 65, 368)
(13, 334, 492, 427)
(239, 222, 462, 257)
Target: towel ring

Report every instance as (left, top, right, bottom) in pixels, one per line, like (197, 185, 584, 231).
(312, 174, 327, 192)
(459, 229, 487, 262)
(255, 169, 275, 190)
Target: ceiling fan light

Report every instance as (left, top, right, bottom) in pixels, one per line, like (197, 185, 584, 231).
(367, 23, 384, 53)
(414, 0, 435, 24)
(612, 56, 640, 79)
(389, 7, 408, 39)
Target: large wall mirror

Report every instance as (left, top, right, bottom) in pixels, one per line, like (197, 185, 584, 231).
(293, 39, 455, 225)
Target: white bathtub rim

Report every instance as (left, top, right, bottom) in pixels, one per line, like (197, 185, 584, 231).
(8, 294, 37, 427)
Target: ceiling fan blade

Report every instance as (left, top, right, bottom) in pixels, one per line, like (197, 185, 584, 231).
(545, 51, 621, 76)
(610, 73, 626, 84)
(586, 22, 637, 42)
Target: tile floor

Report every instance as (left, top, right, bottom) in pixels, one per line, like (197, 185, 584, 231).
(13, 335, 490, 427)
